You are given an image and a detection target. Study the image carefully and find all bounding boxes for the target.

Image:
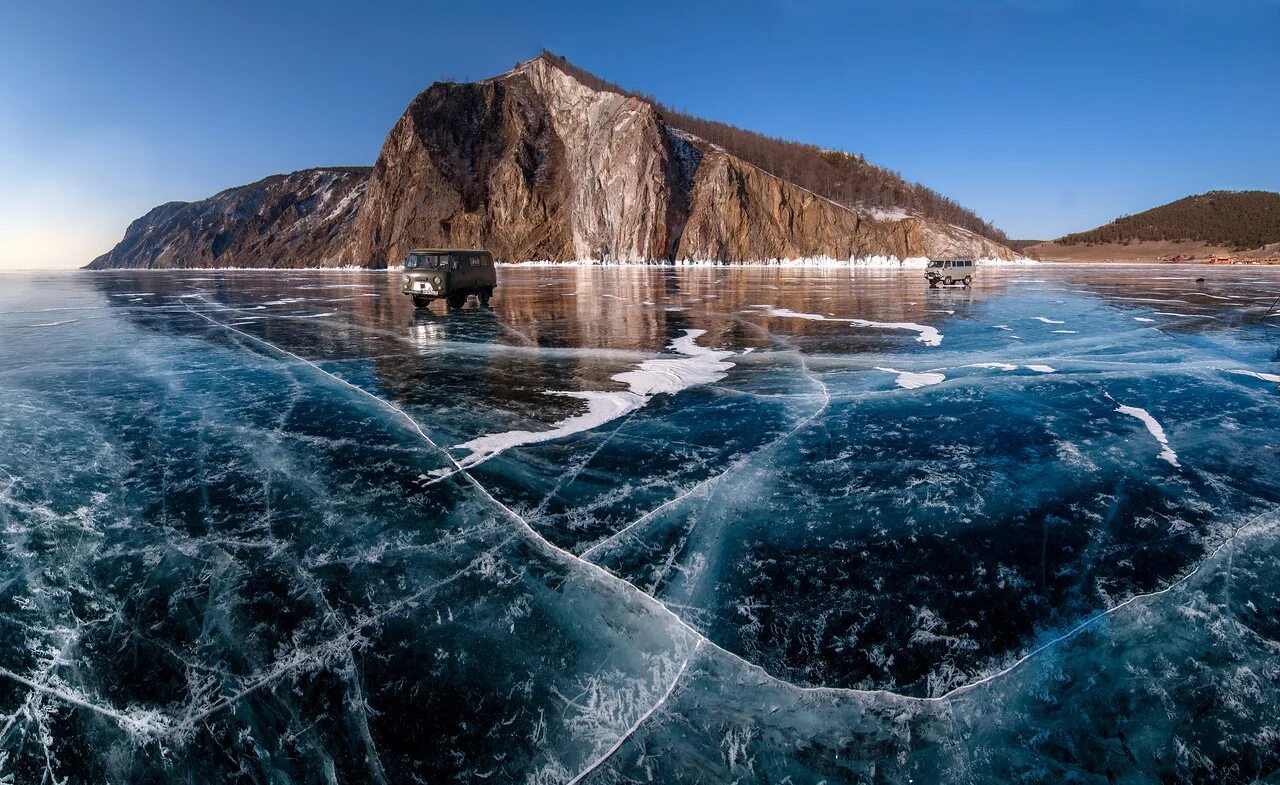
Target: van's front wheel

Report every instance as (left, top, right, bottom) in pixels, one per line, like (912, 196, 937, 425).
(412, 295, 432, 308)
(446, 292, 468, 309)
(479, 287, 493, 307)
(944, 276, 953, 286)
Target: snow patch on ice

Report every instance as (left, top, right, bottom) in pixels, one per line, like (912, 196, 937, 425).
(875, 367, 945, 389)
(450, 330, 733, 469)
(1225, 369, 1280, 384)
(20, 319, 78, 328)
(965, 362, 1056, 374)
(757, 306, 943, 346)
(1032, 316, 1065, 324)
(1115, 403, 1180, 468)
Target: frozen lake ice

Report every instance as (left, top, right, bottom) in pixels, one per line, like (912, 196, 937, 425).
(2, 264, 1280, 782)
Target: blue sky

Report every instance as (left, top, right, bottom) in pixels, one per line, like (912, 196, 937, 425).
(2, 0, 1277, 268)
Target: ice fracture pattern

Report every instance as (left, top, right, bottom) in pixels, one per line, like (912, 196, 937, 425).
(2, 265, 1280, 783)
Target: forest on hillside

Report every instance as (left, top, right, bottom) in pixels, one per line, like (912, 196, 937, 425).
(1056, 191, 1280, 249)
(539, 53, 1009, 244)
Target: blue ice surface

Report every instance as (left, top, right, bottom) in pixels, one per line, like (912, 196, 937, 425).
(1, 264, 1279, 783)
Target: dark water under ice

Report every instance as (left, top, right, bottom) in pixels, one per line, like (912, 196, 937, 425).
(2, 264, 1280, 783)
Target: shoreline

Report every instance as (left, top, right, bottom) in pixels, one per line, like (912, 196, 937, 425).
(14, 259, 1280, 274)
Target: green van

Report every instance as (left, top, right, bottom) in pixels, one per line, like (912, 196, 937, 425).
(401, 248, 497, 308)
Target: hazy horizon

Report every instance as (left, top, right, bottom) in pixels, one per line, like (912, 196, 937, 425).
(3, 0, 1277, 270)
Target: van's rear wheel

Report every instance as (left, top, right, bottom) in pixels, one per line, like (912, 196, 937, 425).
(963, 276, 973, 286)
(412, 295, 431, 308)
(446, 291, 468, 309)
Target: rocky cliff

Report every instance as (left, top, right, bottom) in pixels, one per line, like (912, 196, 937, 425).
(353, 56, 1016, 265)
(90, 56, 1016, 268)
(86, 168, 369, 269)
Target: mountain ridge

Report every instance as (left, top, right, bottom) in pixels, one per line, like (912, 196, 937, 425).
(88, 55, 1017, 269)
(531, 51, 1008, 245)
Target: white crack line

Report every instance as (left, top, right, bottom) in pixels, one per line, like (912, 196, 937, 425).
(564, 639, 704, 785)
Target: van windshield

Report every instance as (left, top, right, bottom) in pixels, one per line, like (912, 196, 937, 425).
(406, 254, 446, 269)
(927, 260, 945, 269)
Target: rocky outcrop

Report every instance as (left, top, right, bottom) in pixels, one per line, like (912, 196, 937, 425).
(86, 168, 369, 269)
(90, 56, 1017, 268)
(353, 56, 1018, 265)
(349, 58, 682, 265)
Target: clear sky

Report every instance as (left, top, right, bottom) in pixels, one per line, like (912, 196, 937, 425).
(2, 0, 1277, 268)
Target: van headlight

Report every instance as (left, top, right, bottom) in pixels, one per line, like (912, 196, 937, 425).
(434, 276, 442, 286)
(403, 275, 410, 285)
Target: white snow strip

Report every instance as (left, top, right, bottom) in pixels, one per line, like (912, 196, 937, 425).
(450, 330, 733, 469)
(1115, 404, 1180, 468)
(1225, 369, 1280, 383)
(503, 255, 1035, 268)
(1032, 316, 1065, 324)
(760, 307, 942, 347)
(20, 319, 78, 328)
(1051, 329, 1078, 334)
(875, 367, 945, 389)
(964, 362, 1055, 373)
(1134, 317, 1156, 323)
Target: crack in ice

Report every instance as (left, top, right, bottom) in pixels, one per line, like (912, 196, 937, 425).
(563, 640, 704, 785)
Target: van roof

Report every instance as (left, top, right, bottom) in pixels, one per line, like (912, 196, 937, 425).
(407, 248, 492, 255)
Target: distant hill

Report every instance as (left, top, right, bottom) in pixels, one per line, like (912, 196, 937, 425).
(1056, 191, 1280, 250)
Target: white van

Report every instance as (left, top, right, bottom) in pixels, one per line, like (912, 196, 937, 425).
(926, 259, 976, 287)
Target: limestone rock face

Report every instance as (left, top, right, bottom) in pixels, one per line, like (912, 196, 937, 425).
(87, 168, 369, 269)
(353, 56, 1016, 264)
(90, 57, 1017, 268)
(351, 57, 680, 265)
